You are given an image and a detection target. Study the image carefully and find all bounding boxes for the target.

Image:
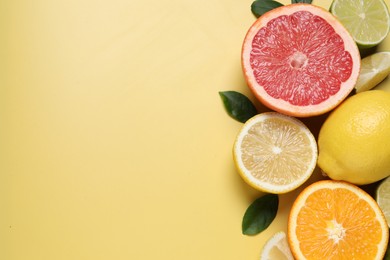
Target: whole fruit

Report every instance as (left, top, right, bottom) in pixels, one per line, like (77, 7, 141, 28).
(318, 90, 390, 185)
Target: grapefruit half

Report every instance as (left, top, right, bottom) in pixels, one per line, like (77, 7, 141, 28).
(242, 4, 360, 117)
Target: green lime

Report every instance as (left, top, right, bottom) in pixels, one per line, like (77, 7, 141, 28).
(331, 0, 390, 48)
(355, 52, 390, 93)
(376, 176, 390, 228)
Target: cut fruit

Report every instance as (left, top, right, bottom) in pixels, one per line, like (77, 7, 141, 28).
(331, 0, 390, 48)
(288, 180, 389, 260)
(355, 52, 390, 93)
(242, 3, 360, 117)
(233, 112, 317, 194)
(260, 231, 294, 260)
(376, 176, 390, 228)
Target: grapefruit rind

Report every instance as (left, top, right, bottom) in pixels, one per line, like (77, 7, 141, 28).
(242, 4, 360, 117)
(288, 180, 389, 260)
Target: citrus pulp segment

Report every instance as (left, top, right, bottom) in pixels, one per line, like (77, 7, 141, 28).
(331, 0, 390, 48)
(288, 180, 389, 260)
(242, 4, 360, 117)
(355, 52, 390, 93)
(233, 112, 317, 194)
(376, 176, 390, 228)
(260, 231, 294, 260)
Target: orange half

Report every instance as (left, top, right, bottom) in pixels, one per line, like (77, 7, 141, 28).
(288, 180, 389, 259)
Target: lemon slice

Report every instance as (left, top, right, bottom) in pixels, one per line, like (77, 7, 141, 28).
(331, 0, 390, 48)
(376, 176, 390, 228)
(260, 231, 294, 260)
(355, 52, 390, 93)
(233, 112, 317, 194)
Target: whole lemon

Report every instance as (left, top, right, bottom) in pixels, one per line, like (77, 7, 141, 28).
(318, 90, 390, 185)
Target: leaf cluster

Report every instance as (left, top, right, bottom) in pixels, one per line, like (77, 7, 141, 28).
(219, 0, 314, 240)
(252, 0, 313, 18)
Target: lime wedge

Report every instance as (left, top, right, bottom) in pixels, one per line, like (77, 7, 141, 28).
(355, 52, 390, 93)
(376, 176, 390, 228)
(331, 0, 390, 48)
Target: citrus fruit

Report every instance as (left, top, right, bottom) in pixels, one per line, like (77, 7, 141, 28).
(260, 231, 294, 260)
(355, 52, 390, 93)
(376, 176, 390, 228)
(288, 180, 389, 260)
(331, 0, 390, 48)
(242, 4, 360, 117)
(318, 90, 390, 185)
(233, 112, 317, 194)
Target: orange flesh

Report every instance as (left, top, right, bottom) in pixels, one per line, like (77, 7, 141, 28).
(296, 188, 383, 259)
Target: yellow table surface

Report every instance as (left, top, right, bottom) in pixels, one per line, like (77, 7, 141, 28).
(2, 0, 390, 259)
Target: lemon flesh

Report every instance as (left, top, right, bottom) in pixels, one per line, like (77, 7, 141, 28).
(233, 112, 317, 194)
(261, 231, 294, 260)
(377, 176, 390, 228)
(318, 90, 390, 185)
(355, 52, 390, 93)
(331, 0, 390, 48)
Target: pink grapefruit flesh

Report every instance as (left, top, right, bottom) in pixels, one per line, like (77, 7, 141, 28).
(242, 4, 360, 117)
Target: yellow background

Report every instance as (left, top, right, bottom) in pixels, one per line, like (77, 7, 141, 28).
(2, 0, 390, 259)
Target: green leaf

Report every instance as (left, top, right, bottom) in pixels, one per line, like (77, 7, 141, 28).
(251, 0, 284, 18)
(242, 194, 279, 235)
(219, 91, 257, 123)
(291, 0, 313, 3)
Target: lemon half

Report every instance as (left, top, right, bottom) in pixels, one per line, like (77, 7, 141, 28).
(233, 112, 317, 194)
